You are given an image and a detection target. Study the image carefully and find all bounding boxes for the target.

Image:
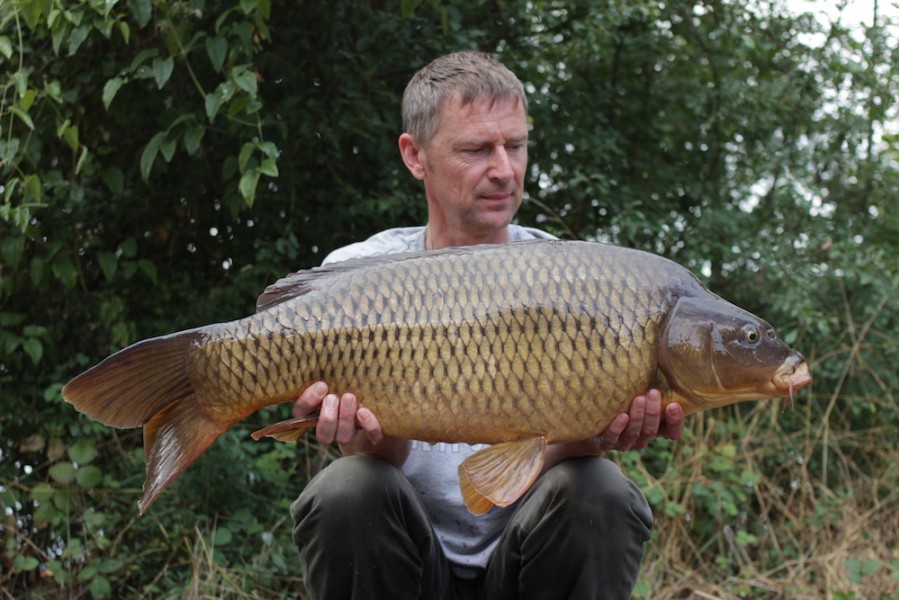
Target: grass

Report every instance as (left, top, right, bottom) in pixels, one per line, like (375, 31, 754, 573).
(633, 404, 899, 599)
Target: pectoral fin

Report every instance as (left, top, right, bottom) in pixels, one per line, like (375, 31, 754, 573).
(458, 436, 547, 515)
(251, 416, 319, 442)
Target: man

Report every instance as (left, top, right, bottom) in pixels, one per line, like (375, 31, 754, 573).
(290, 51, 684, 599)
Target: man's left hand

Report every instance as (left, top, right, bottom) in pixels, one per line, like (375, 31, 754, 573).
(593, 389, 684, 452)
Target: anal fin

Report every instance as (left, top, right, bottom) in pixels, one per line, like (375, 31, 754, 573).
(251, 416, 319, 442)
(458, 436, 547, 515)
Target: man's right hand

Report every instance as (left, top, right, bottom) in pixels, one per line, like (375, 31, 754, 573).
(293, 382, 411, 467)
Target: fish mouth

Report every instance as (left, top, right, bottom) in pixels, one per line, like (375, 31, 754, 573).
(770, 357, 812, 409)
(772, 358, 812, 393)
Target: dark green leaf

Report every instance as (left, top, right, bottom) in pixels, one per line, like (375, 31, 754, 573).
(120, 238, 137, 258)
(22, 337, 43, 364)
(238, 142, 254, 172)
(90, 575, 111, 599)
(138, 259, 158, 284)
(206, 35, 228, 72)
(2, 235, 25, 268)
(13, 555, 40, 572)
(97, 251, 117, 281)
(127, 0, 152, 28)
(49, 461, 77, 484)
(183, 126, 205, 155)
(238, 170, 260, 206)
(102, 76, 125, 110)
(24, 174, 42, 203)
(205, 92, 223, 121)
(67, 25, 90, 56)
(258, 158, 278, 177)
(153, 56, 174, 88)
(231, 67, 257, 95)
(9, 106, 35, 130)
(160, 137, 177, 162)
(51, 257, 78, 288)
(140, 132, 166, 181)
(0, 36, 11, 60)
(102, 167, 125, 195)
(75, 466, 103, 487)
(214, 526, 233, 545)
(68, 438, 97, 465)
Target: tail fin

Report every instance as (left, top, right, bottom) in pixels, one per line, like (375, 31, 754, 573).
(62, 329, 231, 514)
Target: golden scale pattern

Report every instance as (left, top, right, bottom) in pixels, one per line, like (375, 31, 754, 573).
(190, 242, 700, 443)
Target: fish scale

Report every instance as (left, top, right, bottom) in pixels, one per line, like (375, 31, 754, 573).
(62, 240, 811, 514)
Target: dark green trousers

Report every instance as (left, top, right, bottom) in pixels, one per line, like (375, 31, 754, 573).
(291, 454, 652, 600)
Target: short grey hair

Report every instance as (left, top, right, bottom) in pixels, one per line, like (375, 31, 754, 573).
(402, 51, 528, 147)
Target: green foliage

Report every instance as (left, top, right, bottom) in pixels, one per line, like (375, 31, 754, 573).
(2, 0, 897, 597)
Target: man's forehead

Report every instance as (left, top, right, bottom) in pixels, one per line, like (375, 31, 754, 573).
(440, 92, 524, 115)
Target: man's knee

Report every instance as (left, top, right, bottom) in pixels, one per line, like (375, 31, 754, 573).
(293, 455, 403, 512)
(537, 457, 653, 533)
(290, 455, 409, 546)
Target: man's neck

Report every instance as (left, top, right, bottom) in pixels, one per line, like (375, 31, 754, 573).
(425, 225, 510, 250)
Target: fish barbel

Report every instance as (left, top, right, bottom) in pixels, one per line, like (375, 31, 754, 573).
(62, 240, 811, 514)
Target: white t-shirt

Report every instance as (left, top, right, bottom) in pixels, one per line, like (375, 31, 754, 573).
(322, 225, 556, 577)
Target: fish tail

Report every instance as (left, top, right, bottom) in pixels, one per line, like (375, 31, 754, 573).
(62, 329, 231, 514)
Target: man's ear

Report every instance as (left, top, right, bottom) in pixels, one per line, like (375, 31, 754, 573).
(399, 133, 427, 181)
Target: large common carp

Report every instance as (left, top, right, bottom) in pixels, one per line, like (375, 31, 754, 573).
(63, 240, 811, 515)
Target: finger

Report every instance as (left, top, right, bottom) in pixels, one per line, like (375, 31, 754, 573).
(356, 408, 384, 445)
(632, 389, 662, 449)
(595, 413, 628, 452)
(660, 402, 686, 440)
(315, 393, 340, 445)
(334, 393, 358, 445)
(616, 394, 646, 449)
(293, 381, 328, 418)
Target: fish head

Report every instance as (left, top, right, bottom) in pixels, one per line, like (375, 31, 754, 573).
(658, 295, 812, 411)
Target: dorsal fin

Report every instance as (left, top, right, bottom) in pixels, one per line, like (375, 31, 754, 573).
(255, 244, 508, 312)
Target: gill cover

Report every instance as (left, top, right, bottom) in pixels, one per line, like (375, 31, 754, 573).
(658, 295, 795, 407)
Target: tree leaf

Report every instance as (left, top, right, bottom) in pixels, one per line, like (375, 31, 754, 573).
(24, 174, 42, 204)
(67, 25, 91, 56)
(153, 56, 174, 88)
(51, 257, 78, 288)
(22, 337, 43, 365)
(102, 167, 124, 195)
(9, 106, 35, 130)
(238, 142, 255, 172)
(257, 141, 278, 160)
(140, 132, 166, 181)
(205, 92, 223, 121)
(258, 158, 278, 177)
(13, 555, 40, 572)
(97, 251, 117, 281)
(69, 438, 98, 464)
(183, 126, 205, 155)
(75, 466, 103, 487)
(102, 76, 125, 110)
(231, 66, 257, 95)
(127, 0, 152, 28)
(206, 35, 228, 72)
(49, 462, 76, 484)
(238, 170, 260, 206)
(138, 259, 157, 284)
(160, 137, 177, 162)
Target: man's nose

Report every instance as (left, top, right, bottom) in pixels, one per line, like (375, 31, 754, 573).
(488, 147, 513, 180)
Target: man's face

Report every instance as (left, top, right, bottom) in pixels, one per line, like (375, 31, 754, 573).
(418, 95, 528, 240)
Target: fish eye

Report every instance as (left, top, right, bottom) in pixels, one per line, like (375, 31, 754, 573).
(741, 324, 760, 344)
